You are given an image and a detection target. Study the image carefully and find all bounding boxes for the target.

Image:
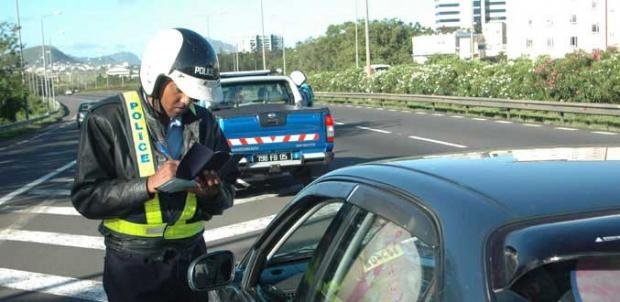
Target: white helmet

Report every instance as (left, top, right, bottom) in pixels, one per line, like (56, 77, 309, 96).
(140, 28, 223, 103)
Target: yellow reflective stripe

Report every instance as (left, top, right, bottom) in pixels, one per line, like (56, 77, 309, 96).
(122, 91, 155, 177)
(104, 193, 201, 238)
(178, 193, 197, 222)
(103, 218, 167, 238)
(163, 222, 204, 240)
(103, 219, 203, 238)
(144, 197, 163, 224)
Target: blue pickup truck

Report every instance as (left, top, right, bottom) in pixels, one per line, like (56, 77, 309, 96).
(208, 70, 334, 183)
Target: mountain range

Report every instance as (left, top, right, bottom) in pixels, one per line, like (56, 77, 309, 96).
(22, 38, 235, 68)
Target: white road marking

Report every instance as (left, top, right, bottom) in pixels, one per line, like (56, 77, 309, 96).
(13, 206, 80, 216)
(334, 121, 345, 125)
(0, 268, 106, 302)
(401, 110, 411, 113)
(0, 229, 105, 250)
(388, 109, 398, 112)
(408, 135, 467, 148)
(415, 112, 427, 115)
(234, 194, 279, 205)
(0, 160, 76, 206)
(523, 123, 542, 127)
(376, 108, 385, 111)
(205, 214, 275, 243)
(495, 120, 513, 124)
(366, 107, 374, 109)
(11, 191, 278, 216)
(356, 126, 392, 134)
(450, 115, 464, 119)
(555, 127, 578, 131)
(0, 213, 278, 249)
(355, 106, 363, 109)
(28, 189, 71, 196)
(345, 104, 353, 107)
(432, 113, 444, 116)
(592, 131, 617, 135)
(49, 177, 75, 183)
(472, 118, 487, 121)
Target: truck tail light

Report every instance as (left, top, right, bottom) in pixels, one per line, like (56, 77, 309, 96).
(325, 114, 335, 143)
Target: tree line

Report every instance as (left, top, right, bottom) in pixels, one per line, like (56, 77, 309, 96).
(218, 19, 433, 74)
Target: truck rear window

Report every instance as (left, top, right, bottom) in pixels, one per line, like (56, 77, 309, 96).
(222, 81, 294, 106)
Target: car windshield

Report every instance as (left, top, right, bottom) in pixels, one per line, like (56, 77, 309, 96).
(221, 80, 293, 107)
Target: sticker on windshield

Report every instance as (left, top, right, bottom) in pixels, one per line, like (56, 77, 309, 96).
(595, 235, 620, 243)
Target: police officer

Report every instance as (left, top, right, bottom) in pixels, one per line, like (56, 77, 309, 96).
(71, 28, 238, 302)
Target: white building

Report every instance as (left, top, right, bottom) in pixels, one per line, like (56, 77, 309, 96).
(412, 33, 457, 63)
(435, 0, 474, 30)
(412, 32, 484, 62)
(506, 0, 620, 59)
(435, 0, 507, 31)
(237, 35, 284, 53)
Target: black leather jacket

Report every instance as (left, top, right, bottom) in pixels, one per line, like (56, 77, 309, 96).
(71, 90, 238, 254)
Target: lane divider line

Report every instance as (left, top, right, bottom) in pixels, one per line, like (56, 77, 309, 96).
(472, 118, 487, 121)
(450, 115, 464, 119)
(495, 120, 513, 124)
(0, 268, 107, 302)
(356, 126, 392, 134)
(0, 160, 76, 206)
(555, 127, 578, 131)
(592, 131, 617, 135)
(408, 135, 467, 148)
(523, 123, 542, 127)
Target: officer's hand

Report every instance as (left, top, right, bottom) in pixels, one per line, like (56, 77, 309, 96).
(189, 170, 221, 198)
(147, 160, 179, 193)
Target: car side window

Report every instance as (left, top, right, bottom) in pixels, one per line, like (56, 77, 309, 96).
(256, 201, 345, 301)
(510, 255, 620, 301)
(317, 210, 437, 302)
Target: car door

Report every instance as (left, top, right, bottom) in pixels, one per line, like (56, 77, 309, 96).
(220, 180, 358, 301)
(296, 184, 442, 302)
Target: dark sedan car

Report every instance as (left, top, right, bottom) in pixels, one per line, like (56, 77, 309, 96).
(76, 101, 98, 128)
(189, 146, 620, 301)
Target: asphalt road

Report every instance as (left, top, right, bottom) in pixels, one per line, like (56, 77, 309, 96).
(1, 94, 619, 301)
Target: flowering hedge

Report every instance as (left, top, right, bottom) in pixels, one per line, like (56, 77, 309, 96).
(309, 50, 620, 104)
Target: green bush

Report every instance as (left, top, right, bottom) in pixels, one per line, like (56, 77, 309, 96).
(309, 49, 620, 104)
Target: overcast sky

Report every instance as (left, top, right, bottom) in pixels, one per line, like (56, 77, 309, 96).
(1, 0, 435, 58)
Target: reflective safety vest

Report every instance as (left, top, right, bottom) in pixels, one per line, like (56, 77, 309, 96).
(103, 91, 204, 240)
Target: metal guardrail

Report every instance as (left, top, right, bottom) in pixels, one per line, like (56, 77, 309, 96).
(316, 92, 620, 120)
(0, 113, 53, 132)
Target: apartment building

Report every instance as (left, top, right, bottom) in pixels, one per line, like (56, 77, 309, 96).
(506, 0, 619, 58)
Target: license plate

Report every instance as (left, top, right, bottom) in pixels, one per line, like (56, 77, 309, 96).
(255, 153, 291, 162)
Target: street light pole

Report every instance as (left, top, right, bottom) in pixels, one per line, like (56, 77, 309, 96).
(354, 0, 360, 68)
(282, 36, 286, 74)
(260, 0, 267, 70)
(15, 0, 29, 118)
(363, 0, 371, 76)
(40, 17, 50, 114)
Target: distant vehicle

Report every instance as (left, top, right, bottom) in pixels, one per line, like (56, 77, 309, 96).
(370, 64, 391, 74)
(188, 146, 620, 301)
(76, 101, 98, 128)
(64, 89, 73, 95)
(208, 70, 334, 183)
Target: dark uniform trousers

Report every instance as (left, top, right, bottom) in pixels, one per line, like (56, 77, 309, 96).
(103, 238, 209, 302)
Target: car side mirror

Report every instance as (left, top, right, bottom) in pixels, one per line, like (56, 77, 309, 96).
(187, 251, 235, 291)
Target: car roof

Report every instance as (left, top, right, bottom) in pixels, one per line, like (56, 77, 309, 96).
(327, 146, 620, 223)
(221, 75, 294, 84)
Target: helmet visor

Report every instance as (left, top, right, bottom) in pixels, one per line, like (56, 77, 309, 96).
(169, 70, 223, 103)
